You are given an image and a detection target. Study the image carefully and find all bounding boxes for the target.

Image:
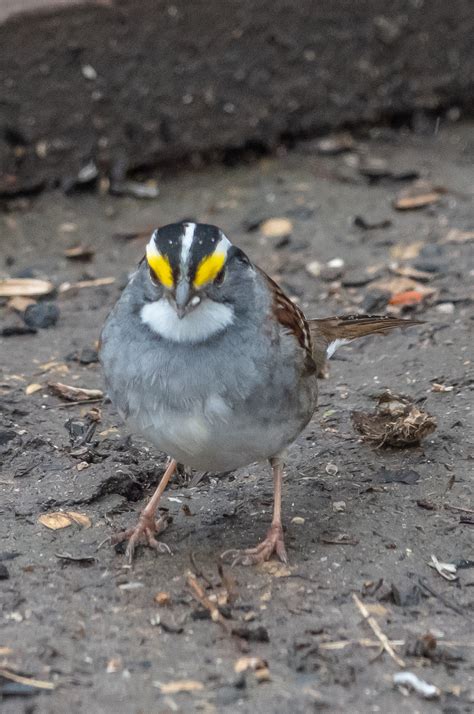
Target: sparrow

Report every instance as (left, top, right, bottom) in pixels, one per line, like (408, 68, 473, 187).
(100, 222, 419, 564)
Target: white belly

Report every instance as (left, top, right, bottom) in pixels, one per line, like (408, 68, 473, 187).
(131, 394, 302, 471)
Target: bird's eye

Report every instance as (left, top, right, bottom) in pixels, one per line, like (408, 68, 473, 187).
(214, 268, 225, 286)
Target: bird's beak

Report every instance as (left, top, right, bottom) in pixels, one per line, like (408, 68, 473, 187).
(174, 280, 190, 319)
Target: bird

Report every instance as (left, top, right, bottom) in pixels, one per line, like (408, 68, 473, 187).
(100, 222, 420, 565)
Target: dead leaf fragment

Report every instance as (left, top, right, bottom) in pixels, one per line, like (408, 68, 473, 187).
(157, 680, 204, 694)
(66, 511, 92, 528)
(48, 382, 103, 402)
(260, 217, 293, 238)
(25, 383, 42, 395)
(0, 278, 55, 298)
(352, 391, 436, 447)
(38, 511, 91, 530)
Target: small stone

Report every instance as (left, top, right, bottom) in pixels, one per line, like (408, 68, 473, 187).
(306, 260, 322, 277)
(23, 302, 60, 329)
(325, 463, 338, 476)
(291, 516, 305, 525)
(436, 302, 455, 315)
(327, 257, 344, 269)
(332, 501, 346, 513)
(260, 218, 293, 239)
(0, 564, 10, 580)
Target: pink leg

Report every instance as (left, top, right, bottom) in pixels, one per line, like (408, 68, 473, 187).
(109, 459, 177, 563)
(221, 458, 288, 566)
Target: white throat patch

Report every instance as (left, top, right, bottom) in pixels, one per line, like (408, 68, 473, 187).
(141, 298, 234, 343)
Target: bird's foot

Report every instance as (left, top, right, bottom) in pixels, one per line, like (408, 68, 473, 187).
(108, 511, 172, 564)
(221, 523, 288, 566)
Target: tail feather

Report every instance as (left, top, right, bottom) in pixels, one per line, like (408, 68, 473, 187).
(308, 314, 422, 374)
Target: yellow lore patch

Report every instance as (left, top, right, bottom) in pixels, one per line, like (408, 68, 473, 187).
(146, 246, 174, 288)
(193, 252, 226, 288)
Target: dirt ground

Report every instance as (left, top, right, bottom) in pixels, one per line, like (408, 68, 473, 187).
(1, 121, 473, 713)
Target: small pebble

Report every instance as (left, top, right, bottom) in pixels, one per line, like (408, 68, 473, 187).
(436, 302, 455, 315)
(332, 501, 346, 513)
(325, 463, 338, 476)
(306, 260, 321, 277)
(0, 564, 10, 580)
(291, 516, 305, 525)
(23, 302, 60, 329)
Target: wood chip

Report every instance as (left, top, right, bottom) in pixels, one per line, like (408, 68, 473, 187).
(393, 182, 445, 211)
(156, 680, 204, 694)
(442, 228, 474, 244)
(48, 382, 103, 402)
(234, 656, 268, 673)
(64, 245, 95, 261)
(0, 278, 54, 298)
(389, 241, 424, 260)
(260, 218, 293, 238)
(38, 511, 91, 530)
(58, 277, 115, 293)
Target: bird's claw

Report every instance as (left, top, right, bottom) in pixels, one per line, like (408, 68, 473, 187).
(221, 523, 288, 566)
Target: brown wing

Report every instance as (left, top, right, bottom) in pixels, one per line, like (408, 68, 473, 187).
(309, 314, 422, 374)
(258, 268, 316, 374)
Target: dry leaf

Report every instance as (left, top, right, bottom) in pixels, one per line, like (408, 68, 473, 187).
(38, 511, 91, 530)
(48, 382, 103, 402)
(38, 513, 74, 530)
(8, 296, 36, 312)
(352, 391, 436, 447)
(0, 278, 54, 298)
(157, 680, 204, 694)
(66, 511, 92, 528)
(25, 383, 42, 395)
(260, 217, 293, 238)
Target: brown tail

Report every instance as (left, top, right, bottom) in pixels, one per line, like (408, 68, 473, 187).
(308, 314, 422, 375)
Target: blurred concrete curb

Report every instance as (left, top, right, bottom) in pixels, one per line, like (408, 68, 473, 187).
(1, 0, 473, 194)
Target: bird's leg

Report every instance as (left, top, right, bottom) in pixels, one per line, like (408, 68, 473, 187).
(222, 457, 288, 566)
(108, 458, 177, 563)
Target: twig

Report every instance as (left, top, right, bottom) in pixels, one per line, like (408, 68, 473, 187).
(0, 668, 55, 690)
(189, 552, 214, 589)
(185, 570, 231, 634)
(44, 398, 103, 409)
(320, 638, 405, 651)
(352, 593, 406, 667)
(444, 503, 474, 515)
(418, 577, 467, 617)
